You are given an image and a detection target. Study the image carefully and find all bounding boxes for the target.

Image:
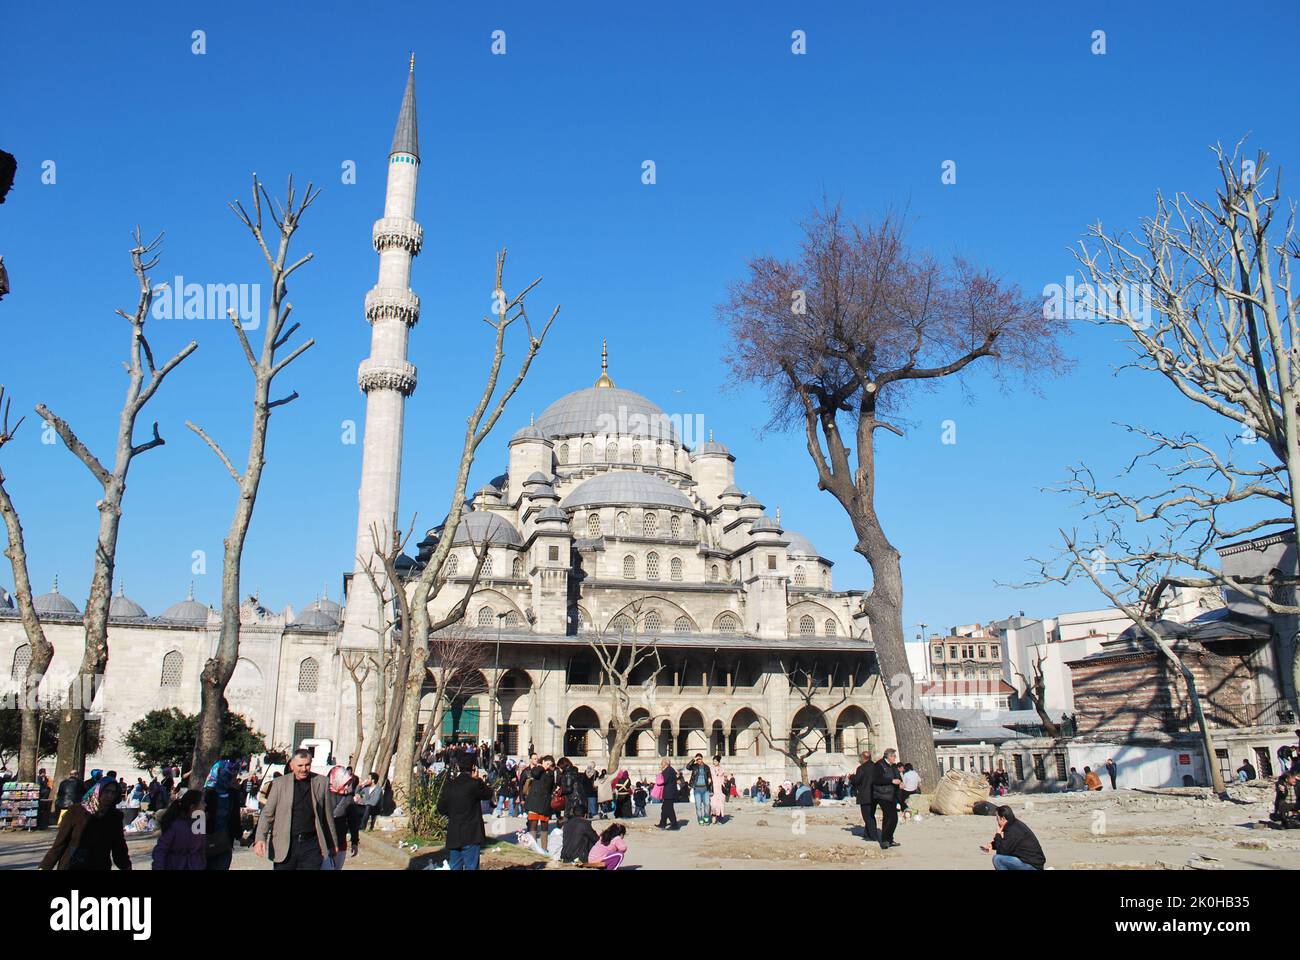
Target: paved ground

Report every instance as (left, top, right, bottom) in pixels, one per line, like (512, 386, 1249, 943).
(6, 781, 1297, 870)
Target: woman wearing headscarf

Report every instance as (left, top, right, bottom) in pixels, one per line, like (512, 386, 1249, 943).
(39, 779, 131, 870)
(203, 760, 245, 870)
(611, 769, 632, 818)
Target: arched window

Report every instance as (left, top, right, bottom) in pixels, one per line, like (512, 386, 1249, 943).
(825, 619, 838, 636)
(793, 565, 806, 585)
(477, 606, 495, 627)
(643, 512, 658, 537)
(612, 615, 633, 636)
(558, 443, 569, 464)
(298, 657, 320, 693)
(674, 616, 692, 634)
(646, 552, 660, 580)
(632, 445, 643, 464)
(622, 555, 636, 579)
(670, 515, 681, 538)
(709, 564, 719, 582)
(822, 570, 830, 590)
(503, 610, 521, 628)
(670, 557, 683, 581)
(10, 643, 31, 681)
(445, 553, 459, 577)
(717, 614, 739, 635)
(605, 441, 618, 462)
(799, 615, 816, 636)
(581, 443, 594, 463)
(511, 556, 524, 578)
(645, 610, 662, 633)
(616, 511, 629, 533)
(160, 650, 183, 687)
(588, 513, 602, 537)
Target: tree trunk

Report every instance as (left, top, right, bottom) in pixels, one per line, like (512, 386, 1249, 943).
(393, 640, 429, 799)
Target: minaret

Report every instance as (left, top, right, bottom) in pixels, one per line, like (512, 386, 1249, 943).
(342, 56, 422, 650)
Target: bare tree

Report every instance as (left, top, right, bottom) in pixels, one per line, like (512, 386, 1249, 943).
(587, 600, 667, 773)
(1060, 143, 1300, 709)
(186, 175, 318, 786)
(390, 249, 558, 800)
(341, 650, 373, 768)
(1013, 650, 1062, 738)
(414, 627, 489, 757)
(36, 233, 197, 781)
(751, 657, 853, 783)
(720, 203, 1066, 789)
(0, 387, 53, 780)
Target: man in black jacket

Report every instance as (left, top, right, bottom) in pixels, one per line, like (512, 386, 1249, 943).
(869, 748, 902, 850)
(437, 756, 493, 870)
(982, 806, 1046, 870)
(54, 774, 83, 827)
(657, 758, 680, 829)
(849, 751, 879, 844)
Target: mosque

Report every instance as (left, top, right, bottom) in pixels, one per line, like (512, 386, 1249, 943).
(0, 60, 894, 783)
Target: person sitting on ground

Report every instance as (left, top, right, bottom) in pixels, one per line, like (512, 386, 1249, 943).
(1083, 767, 1102, 791)
(794, 781, 815, 806)
(773, 781, 795, 807)
(1236, 758, 1257, 782)
(1065, 767, 1085, 792)
(559, 806, 599, 863)
(981, 806, 1046, 870)
(588, 822, 628, 870)
(1272, 770, 1300, 829)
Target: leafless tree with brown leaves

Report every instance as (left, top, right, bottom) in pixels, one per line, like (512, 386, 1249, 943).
(0, 386, 54, 780)
(720, 203, 1066, 789)
(186, 174, 318, 787)
(36, 232, 197, 782)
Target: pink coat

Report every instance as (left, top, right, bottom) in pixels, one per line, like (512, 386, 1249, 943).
(709, 765, 727, 817)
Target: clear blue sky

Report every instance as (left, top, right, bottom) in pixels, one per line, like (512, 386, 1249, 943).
(2, 1, 1297, 636)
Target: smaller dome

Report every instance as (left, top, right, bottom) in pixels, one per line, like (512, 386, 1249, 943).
(524, 472, 550, 485)
(536, 506, 569, 523)
(161, 597, 210, 623)
(692, 435, 731, 458)
(291, 608, 340, 629)
(719, 484, 744, 499)
(452, 510, 523, 547)
(35, 579, 79, 617)
(109, 594, 149, 619)
(510, 425, 551, 444)
(785, 531, 819, 557)
(476, 483, 502, 498)
(740, 493, 764, 509)
(751, 515, 783, 534)
(302, 596, 343, 620)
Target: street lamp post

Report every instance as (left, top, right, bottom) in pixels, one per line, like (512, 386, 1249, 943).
(489, 612, 506, 761)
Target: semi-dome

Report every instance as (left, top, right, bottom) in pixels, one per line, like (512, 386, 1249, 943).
(785, 531, 820, 557)
(536, 386, 679, 444)
(35, 584, 79, 617)
(451, 510, 523, 547)
(562, 471, 694, 511)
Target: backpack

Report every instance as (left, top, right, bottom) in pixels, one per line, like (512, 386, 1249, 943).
(328, 766, 352, 794)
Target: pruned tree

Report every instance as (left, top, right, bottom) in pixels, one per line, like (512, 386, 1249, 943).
(36, 232, 197, 782)
(186, 174, 319, 787)
(341, 650, 373, 768)
(0, 386, 53, 780)
(390, 249, 558, 799)
(589, 600, 667, 773)
(1057, 143, 1300, 710)
(1013, 650, 1062, 738)
(752, 657, 854, 783)
(720, 203, 1066, 789)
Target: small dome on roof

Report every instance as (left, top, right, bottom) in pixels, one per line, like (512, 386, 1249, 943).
(510, 424, 551, 444)
(291, 608, 340, 629)
(161, 588, 210, 623)
(536, 505, 569, 523)
(451, 510, 523, 547)
(476, 483, 502, 498)
(785, 531, 819, 557)
(109, 585, 148, 619)
(562, 471, 694, 511)
(35, 577, 79, 616)
(719, 484, 744, 499)
(303, 596, 344, 620)
(524, 471, 550, 485)
(692, 431, 731, 458)
(751, 515, 783, 534)
(740, 493, 764, 508)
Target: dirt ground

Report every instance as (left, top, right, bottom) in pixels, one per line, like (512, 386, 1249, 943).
(452, 781, 1300, 870)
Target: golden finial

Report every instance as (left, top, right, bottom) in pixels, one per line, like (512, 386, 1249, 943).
(409, 51, 415, 72)
(594, 338, 615, 388)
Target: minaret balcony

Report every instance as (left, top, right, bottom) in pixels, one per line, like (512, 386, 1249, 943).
(358, 358, 418, 396)
(364, 286, 421, 326)
(372, 217, 424, 255)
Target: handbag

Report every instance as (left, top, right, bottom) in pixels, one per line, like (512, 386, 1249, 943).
(549, 786, 565, 812)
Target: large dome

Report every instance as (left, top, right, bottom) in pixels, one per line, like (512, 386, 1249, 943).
(536, 386, 680, 444)
(562, 471, 695, 511)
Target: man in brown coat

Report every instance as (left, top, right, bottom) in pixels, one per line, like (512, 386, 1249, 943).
(253, 749, 337, 870)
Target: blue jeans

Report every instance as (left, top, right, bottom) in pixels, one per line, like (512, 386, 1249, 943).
(449, 844, 481, 870)
(587, 796, 598, 818)
(992, 854, 1037, 871)
(693, 787, 710, 821)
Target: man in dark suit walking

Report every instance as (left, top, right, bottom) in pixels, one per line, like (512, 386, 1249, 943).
(850, 750, 879, 844)
(657, 758, 680, 829)
(870, 748, 903, 850)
